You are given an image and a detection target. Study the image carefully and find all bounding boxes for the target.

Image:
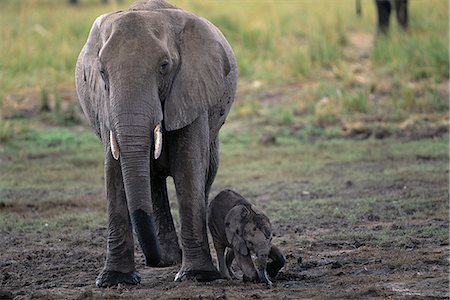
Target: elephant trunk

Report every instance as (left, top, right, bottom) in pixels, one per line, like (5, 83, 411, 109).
(110, 123, 162, 160)
(254, 255, 272, 285)
(114, 113, 161, 267)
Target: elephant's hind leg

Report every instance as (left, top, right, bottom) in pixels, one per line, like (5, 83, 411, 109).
(204, 136, 219, 202)
(150, 173, 182, 267)
(96, 147, 138, 287)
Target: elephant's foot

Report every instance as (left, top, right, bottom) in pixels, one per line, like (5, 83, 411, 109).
(174, 270, 222, 282)
(174, 248, 220, 282)
(173, 240, 220, 282)
(95, 270, 140, 288)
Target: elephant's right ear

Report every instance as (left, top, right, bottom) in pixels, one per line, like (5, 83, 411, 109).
(225, 206, 248, 256)
(75, 14, 110, 138)
(163, 16, 232, 131)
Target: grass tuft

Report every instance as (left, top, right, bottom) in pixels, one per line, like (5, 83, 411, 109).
(0, 120, 29, 142)
(341, 88, 369, 114)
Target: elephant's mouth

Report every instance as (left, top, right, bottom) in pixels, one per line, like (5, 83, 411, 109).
(109, 122, 163, 161)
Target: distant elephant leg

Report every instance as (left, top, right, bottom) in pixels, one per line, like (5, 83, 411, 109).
(355, 0, 362, 17)
(170, 113, 220, 282)
(96, 143, 139, 287)
(375, 0, 391, 34)
(150, 173, 181, 267)
(267, 245, 286, 279)
(394, 0, 408, 30)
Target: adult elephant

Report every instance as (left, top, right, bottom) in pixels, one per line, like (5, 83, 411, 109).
(75, 0, 237, 287)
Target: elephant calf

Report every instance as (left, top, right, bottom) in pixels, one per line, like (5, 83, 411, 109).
(208, 190, 285, 284)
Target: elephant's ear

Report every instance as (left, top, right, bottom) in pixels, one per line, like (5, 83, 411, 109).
(164, 17, 232, 131)
(225, 206, 249, 256)
(75, 14, 110, 138)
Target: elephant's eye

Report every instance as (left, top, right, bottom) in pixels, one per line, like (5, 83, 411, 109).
(99, 68, 107, 81)
(160, 60, 169, 74)
(99, 68, 109, 91)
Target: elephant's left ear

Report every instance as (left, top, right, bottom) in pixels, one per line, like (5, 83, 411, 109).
(164, 17, 232, 131)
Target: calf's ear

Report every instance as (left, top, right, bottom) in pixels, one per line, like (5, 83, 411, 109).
(225, 206, 248, 256)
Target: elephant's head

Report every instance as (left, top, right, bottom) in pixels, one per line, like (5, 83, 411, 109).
(76, 4, 233, 266)
(225, 205, 273, 284)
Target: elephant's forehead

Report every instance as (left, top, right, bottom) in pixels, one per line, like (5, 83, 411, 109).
(108, 11, 168, 39)
(98, 11, 173, 63)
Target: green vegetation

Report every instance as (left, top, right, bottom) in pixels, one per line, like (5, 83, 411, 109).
(1, 124, 448, 249)
(1, 126, 102, 192)
(1, 0, 448, 120)
(0, 119, 29, 142)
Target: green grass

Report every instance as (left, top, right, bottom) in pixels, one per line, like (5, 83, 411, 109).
(0, 126, 103, 195)
(0, 0, 447, 104)
(341, 88, 369, 114)
(372, 27, 449, 82)
(1, 125, 448, 247)
(0, 119, 30, 142)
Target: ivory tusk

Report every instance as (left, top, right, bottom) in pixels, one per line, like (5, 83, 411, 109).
(110, 130, 120, 160)
(154, 123, 162, 160)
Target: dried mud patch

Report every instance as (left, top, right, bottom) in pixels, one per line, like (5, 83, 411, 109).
(0, 188, 104, 217)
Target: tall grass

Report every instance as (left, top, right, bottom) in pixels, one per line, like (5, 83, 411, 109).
(0, 0, 371, 97)
(0, 0, 448, 113)
(374, 35, 448, 80)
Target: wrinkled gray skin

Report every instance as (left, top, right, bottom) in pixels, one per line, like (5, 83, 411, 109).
(208, 190, 285, 284)
(75, 0, 237, 287)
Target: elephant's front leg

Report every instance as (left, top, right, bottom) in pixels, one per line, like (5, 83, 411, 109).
(234, 252, 258, 282)
(225, 248, 237, 279)
(213, 242, 231, 279)
(95, 149, 139, 288)
(169, 113, 221, 282)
